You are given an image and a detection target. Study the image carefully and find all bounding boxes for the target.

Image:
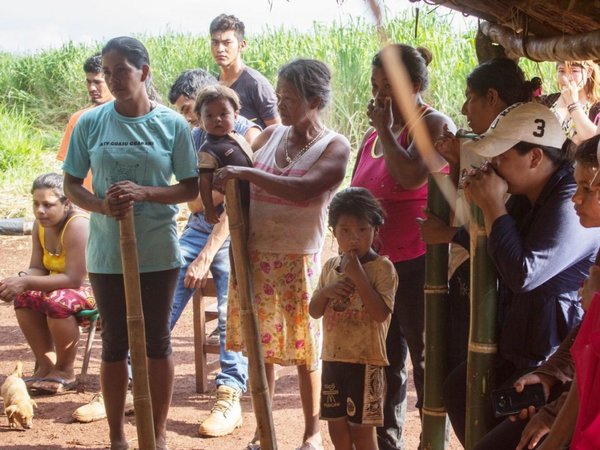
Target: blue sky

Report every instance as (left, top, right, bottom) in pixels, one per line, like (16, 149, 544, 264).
(1, 0, 474, 54)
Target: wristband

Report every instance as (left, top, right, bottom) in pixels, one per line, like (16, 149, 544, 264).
(18, 271, 28, 277)
(567, 102, 582, 113)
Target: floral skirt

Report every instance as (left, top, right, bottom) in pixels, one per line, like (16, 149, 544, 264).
(14, 285, 96, 325)
(226, 250, 322, 370)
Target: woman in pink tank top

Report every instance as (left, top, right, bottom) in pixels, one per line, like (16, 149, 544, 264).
(218, 59, 350, 450)
(350, 44, 454, 450)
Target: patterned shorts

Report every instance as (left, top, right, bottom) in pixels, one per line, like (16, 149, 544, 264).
(14, 285, 96, 325)
(320, 361, 386, 426)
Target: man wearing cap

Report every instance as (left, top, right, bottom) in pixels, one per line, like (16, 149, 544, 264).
(443, 102, 600, 448)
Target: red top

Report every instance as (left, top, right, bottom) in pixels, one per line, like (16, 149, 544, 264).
(351, 120, 432, 263)
(570, 291, 600, 449)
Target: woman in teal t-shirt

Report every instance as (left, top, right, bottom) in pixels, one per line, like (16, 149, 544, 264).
(63, 36, 198, 450)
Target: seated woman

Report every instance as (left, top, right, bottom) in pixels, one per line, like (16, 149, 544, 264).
(0, 173, 92, 394)
(537, 134, 600, 449)
(444, 103, 600, 447)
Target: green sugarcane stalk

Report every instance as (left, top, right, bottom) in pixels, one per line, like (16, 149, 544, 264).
(422, 173, 451, 450)
(465, 205, 498, 449)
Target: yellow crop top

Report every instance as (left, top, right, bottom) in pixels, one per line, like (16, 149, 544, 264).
(39, 214, 88, 275)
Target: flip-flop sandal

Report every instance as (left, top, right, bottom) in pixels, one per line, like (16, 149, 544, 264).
(245, 442, 260, 450)
(30, 377, 78, 395)
(296, 442, 321, 450)
(22, 376, 42, 389)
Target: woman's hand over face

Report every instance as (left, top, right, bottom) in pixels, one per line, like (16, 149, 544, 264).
(558, 73, 580, 106)
(367, 97, 393, 132)
(463, 164, 508, 209)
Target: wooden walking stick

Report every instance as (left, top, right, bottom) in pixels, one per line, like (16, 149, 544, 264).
(422, 173, 451, 450)
(119, 209, 156, 450)
(224, 179, 277, 450)
(465, 205, 497, 449)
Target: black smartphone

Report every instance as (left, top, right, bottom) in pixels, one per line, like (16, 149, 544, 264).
(491, 383, 546, 418)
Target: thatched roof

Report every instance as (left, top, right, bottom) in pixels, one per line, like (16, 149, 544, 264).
(410, 0, 600, 61)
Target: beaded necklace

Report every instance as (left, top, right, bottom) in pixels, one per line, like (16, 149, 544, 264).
(283, 126, 326, 165)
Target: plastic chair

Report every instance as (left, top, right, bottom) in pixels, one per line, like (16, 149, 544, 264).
(74, 308, 100, 393)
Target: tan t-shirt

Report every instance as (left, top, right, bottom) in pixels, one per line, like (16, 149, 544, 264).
(317, 255, 398, 366)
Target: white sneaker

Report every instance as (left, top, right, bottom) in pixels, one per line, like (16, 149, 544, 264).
(72, 391, 135, 423)
(198, 385, 243, 437)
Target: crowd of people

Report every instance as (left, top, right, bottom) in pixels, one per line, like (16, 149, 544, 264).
(2, 11, 600, 450)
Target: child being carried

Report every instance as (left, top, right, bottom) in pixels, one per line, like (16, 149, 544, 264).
(195, 84, 253, 224)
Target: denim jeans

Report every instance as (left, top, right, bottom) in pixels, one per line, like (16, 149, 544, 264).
(170, 220, 248, 392)
(378, 255, 426, 450)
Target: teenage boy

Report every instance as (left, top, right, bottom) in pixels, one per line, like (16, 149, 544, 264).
(56, 54, 114, 191)
(210, 13, 280, 129)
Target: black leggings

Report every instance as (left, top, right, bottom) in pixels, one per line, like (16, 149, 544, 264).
(90, 269, 179, 362)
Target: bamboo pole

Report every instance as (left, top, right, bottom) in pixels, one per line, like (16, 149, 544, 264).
(224, 179, 277, 450)
(119, 210, 156, 450)
(422, 173, 451, 449)
(465, 205, 497, 449)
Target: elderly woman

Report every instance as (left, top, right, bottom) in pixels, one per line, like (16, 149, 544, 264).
(63, 36, 198, 450)
(542, 60, 600, 143)
(0, 173, 93, 394)
(219, 58, 350, 450)
(350, 43, 454, 449)
(445, 102, 600, 448)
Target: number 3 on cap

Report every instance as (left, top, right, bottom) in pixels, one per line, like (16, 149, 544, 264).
(533, 119, 545, 137)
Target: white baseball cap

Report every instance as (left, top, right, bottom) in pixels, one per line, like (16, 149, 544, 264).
(463, 102, 565, 158)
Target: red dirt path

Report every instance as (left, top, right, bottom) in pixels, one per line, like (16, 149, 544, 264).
(0, 234, 460, 449)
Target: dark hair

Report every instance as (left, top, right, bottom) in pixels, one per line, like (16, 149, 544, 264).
(328, 187, 385, 229)
(209, 14, 245, 41)
(278, 59, 332, 109)
(31, 173, 66, 202)
(574, 135, 600, 168)
(513, 140, 571, 166)
(168, 69, 218, 104)
(467, 58, 538, 105)
(194, 84, 240, 117)
(83, 54, 102, 73)
(372, 44, 432, 92)
(101, 36, 161, 102)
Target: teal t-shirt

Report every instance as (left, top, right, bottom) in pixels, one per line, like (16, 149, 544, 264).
(63, 101, 198, 274)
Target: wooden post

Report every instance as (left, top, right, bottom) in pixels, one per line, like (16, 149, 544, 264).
(422, 173, 451, 450)
(225, 179, 277, 450)
(119, 210, 156, 450)
(465, 205, 497, 449)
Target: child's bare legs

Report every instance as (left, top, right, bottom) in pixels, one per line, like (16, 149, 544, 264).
(328, 420, 353, 450)
(298, 364, 323, 448)
(349, 425, 378, 450)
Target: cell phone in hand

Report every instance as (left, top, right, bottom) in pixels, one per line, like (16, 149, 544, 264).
(491, 383, 546, 418)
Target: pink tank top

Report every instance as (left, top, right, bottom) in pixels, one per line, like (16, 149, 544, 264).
(351, 125, 430, 263)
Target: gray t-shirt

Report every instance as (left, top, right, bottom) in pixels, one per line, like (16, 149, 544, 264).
(221, 66, 278, 129)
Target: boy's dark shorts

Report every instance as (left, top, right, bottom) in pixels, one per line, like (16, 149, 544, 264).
(320, 361, 385, 426)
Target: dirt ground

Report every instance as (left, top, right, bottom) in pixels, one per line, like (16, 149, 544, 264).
(0, 234, 461, 450)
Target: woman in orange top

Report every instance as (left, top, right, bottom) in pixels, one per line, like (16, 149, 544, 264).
(0, 173, 93, 394)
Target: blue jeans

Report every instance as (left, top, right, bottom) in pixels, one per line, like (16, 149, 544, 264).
(170, 221, 248, 392)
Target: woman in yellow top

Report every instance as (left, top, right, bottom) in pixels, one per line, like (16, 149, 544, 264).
(0, 173, 93, 394)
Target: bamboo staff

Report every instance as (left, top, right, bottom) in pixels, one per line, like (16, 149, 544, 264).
(224, 179, 277, 450)
(465, 205, 497, 449)
(422, 173, 451, 450)
(119, 210, 156, 450)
